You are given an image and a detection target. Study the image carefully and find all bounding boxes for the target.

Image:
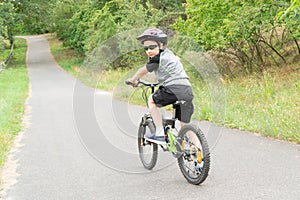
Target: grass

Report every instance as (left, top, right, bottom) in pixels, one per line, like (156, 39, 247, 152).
(47, 34, 300, 144)
(0, 38, 29, 166)
(191, 68, 300, 143)
(225, 69, 299, 142)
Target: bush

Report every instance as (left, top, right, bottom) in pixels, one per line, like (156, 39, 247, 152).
(0, 36, 6, 51)
(172, 0, 300, 77)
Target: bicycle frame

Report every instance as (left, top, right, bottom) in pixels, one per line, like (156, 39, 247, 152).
(133, 80, 183, 154)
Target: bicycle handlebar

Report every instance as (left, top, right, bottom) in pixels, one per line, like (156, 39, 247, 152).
(138, 79, 159, 87)
(125, 79, 159, 87)
(125, 79, 159, 107)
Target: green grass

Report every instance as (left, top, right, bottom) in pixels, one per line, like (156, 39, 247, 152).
(47, 34, 300, 144)
(225, 70, 299, 142)
(0, 38, 29, 166)
(191, 69, 300, 143)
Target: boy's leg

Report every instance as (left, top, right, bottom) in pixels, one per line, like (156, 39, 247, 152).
(147, 86, 177, 139)
(148, 95, 164, 136)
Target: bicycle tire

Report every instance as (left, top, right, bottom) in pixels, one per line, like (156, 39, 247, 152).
(177, 124, 210, 185)
(138, 122, 158, 170)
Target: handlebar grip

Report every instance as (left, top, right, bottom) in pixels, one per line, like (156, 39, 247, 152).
(125, 80, 132, 85)
(125, 80, 138, 87)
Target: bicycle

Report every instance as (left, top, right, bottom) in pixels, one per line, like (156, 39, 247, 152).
(126, 79, 210, 185)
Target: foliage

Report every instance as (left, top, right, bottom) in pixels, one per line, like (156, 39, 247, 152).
(143, 0, 186, 26)
(2, 0, 300, 76)
(51, 0, 166, 70)
(0, 1, 16, 45)
(63, 2, 96, 51)
(277, 0, 300, 20)
(172, 0, 300, 76)
(51, 0, 80, 41)
(0, 0, 59, 44)
(13, 0, 57, 34)
(277, 0, 300, 39)
(53, 0, 163, 51)
(83, 0, 164, 69)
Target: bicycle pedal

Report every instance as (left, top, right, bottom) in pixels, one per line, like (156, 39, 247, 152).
(143, 140, 151, 145)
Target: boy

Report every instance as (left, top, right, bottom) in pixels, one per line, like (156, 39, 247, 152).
(127, 28, 194, 142)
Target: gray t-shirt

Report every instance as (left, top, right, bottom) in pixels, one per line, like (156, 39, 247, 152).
(146, 48, 191, 86)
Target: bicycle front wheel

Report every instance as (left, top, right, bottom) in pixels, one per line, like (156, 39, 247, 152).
(138, 123, 158, 170)
(177, 124, 210, 185)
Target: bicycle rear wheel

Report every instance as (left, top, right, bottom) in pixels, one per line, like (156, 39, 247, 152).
(177, 124, 210, 185)
(138, 122, 158, 170)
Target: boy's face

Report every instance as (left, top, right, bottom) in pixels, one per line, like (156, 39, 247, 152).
(143, 40, 161, 58)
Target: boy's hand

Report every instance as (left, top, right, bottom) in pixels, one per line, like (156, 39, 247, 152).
(125, 79, 139, 87)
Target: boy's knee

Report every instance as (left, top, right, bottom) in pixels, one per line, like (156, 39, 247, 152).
(148, 95, 154, 104)
(148, 95, 157, 108)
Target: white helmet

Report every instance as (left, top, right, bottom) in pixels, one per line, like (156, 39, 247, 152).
(136, 28, 167, 45)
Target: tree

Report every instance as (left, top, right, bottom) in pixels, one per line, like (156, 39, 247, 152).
(172, 0, 297, 76)
(277, 0, 300, 54)
(12, 0, 57, 34)
(83, 0, 163, 69)
(0, 1, 17, 45)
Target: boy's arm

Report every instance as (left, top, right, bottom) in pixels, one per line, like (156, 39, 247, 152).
(128, 66, 148, 85)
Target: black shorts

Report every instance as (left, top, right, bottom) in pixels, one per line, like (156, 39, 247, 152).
(152, 85, 194, 123)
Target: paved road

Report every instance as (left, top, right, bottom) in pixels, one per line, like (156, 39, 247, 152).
(2, 35, 300, 200)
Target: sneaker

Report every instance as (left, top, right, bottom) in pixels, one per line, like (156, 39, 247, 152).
(144, 133, 165, 142)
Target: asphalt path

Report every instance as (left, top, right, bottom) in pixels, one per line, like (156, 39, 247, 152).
(2, 35, 300, 200)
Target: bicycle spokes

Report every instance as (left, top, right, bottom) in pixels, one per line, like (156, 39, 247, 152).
(177, 124, 210, 185)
